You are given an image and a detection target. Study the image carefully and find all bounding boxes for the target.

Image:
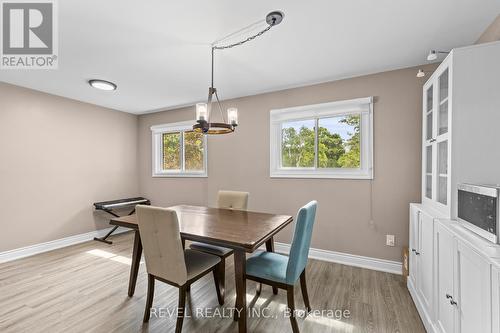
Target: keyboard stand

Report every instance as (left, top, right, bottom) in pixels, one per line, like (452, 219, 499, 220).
(93, 209, 136, 244)
(93, 197, 151, 244)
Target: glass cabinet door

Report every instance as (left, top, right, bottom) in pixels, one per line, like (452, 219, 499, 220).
(422, 62, 451, 216)
(425, 145, 433, 199)
(426, 85, 434, 141)
(438, 69, 449, 135)
(437, 140, 448, 204)
(436, 68, 450, 206)
(424, 84, 434, 200)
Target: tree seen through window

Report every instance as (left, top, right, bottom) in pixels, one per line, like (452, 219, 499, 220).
(281, 115, 361, 169)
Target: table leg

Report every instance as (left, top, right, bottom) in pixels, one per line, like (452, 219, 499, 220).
(234, 249, 247, 333)
(265, 237, 279, 295)
(128, 230, 142, 297)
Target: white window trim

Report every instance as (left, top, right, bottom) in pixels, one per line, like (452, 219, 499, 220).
(270, 97, 374, 179)
(151, 120, 208, 178)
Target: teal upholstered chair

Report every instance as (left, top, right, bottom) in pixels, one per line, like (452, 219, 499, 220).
(245, 201, 318, 333)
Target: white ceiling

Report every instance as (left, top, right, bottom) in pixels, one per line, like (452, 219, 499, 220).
(1, 0, 499, 114)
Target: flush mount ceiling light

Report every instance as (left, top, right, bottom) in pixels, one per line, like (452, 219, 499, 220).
(193, 11, 284, 135)
(427, 49, 450, 61)
(88, 79, 117, 91)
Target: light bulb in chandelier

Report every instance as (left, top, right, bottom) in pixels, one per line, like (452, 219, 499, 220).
(196, 103, 208, 122)
(227, 108, 238, 126)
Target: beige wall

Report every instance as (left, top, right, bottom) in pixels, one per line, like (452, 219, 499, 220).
(476, 14, 500, 44)
(0, 63, 438, 260)
(139, 64, 438, 262)
(0, 83, 139, 252)
(0, 14, 493, 257)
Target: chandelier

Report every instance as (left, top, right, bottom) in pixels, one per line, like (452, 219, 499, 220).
(193, 11, 284, 134)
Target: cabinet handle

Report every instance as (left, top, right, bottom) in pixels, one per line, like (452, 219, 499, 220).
(446, 294, 458, 306)
(411, 249, 416, 252)
(430, 138, 437, 143)
(415, 251, 421, 255)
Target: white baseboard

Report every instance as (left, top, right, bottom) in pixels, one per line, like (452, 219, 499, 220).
(273, 242, 402, 275)
(1, 229, 402, 275)
(0, 227, 130, 264)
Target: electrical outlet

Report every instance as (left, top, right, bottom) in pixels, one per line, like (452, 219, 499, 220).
(386, 234, 395, 247)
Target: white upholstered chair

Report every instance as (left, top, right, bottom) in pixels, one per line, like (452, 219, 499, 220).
(189, 190, 249, 299)
(136, 205, 223, 333)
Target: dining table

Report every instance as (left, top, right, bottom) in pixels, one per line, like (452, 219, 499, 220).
(110, 204, 293, 333)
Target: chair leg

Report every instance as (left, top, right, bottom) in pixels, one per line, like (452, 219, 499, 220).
(286, 285, 300, 333)
(176, 285, 187, 333)
(143, 274, 155, 323)
(256, 282, 262, 296)
(218, 258, 225, 300)
(265, 238, 279, 295)
(299, 270, 311, 313)
(213, 263, 224, 305)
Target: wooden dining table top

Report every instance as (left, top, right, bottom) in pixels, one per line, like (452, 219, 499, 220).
(110, 205, 293, 252)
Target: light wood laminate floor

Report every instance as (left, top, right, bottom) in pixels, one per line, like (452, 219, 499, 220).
(0, 232, 424, 333)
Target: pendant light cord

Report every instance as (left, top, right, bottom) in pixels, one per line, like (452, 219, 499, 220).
(209, 20, 277, 121)
(212, 23, 273, 50)
(211, 47, 214, 88)
(206, 13, 281, 126)
(210, 21, 276, 88)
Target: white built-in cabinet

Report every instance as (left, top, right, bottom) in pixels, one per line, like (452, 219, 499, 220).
(455, 240, 492, 333)
(409, 41, 500, 333)
(434, 222, 455, 333)
(492, 266, 500, 333)
(409, 205, 436, 327)
(410, 206, 499, 333)
(420, 41, 500, 220)
(422, 61, 451, 217)
(409, 205, 419, 288)
(419, 210, 434, 315)
(435, 222, 493, 333)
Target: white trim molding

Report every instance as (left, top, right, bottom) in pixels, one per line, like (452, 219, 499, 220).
(270, 97, 374, 179)
(151, 120, 196, 134)
(0, 227, 130, 264)
(2, 229, 402, 275)
(151, 120, 208, 178)
(273, 242, 402, 275)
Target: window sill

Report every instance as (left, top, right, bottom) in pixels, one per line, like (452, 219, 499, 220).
(270, 169, 373, 180)
(152, 172, 207, 178)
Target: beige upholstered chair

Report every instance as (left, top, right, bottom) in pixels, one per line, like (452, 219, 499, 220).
(137, 205, 223, 333)
(189, 190, 249, 299)
(216, 190, 249, 210)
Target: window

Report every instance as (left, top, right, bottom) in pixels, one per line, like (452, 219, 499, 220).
(151, 121, 207, 177)
(270, 97, 373, 179)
